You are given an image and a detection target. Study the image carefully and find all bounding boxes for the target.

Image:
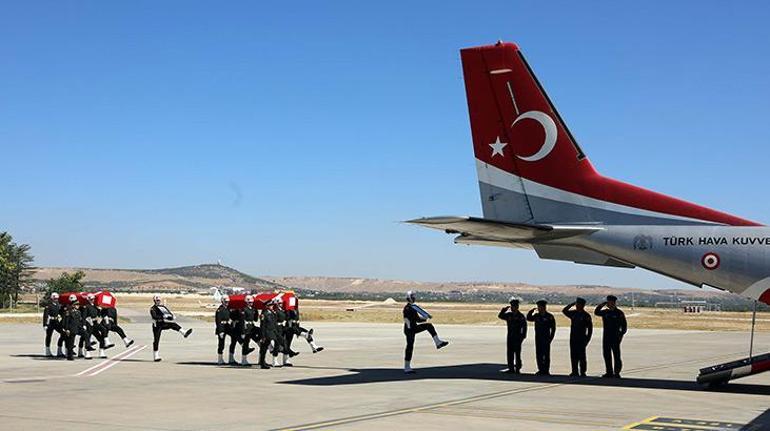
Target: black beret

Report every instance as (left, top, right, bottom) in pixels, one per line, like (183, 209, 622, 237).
(536, 299, 548, 306)
(576, 297, 586, 305)
(607, 295, 618, 302)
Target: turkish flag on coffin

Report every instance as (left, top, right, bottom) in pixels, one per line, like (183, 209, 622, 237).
(94, 291, 116, 308)
(226, 291, 297, 311)
(58, 292, 88, 306)
(57, 290, 117, 308)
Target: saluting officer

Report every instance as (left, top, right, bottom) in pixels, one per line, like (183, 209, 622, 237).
(62, 295, 82, 361)
(498, 297, 527, 373)
(526, 299, 556, 376)
(215, 295, 232, 365)
(595, 295, 627, 378)
(562, 297, 593, 377)
(43, 292, 64, 357)
(150, 295, 193, 362)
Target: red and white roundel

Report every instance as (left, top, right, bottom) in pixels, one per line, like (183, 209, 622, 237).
(701, 252, 720, 270)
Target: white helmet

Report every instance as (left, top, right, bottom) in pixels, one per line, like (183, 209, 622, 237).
(245, 295, 254, 304)
(406, 291, 416, 304)
(50, 292, 59, 301)
(68, 294, 78, 304)
(221, 295, 230, 305)
(153, 295, 162, 305)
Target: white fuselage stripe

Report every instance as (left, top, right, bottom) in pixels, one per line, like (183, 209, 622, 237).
(475, 159, 719, 225)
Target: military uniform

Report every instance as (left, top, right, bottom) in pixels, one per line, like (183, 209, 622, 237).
(100, 306, 132, 347)
(214, 304, 232, 356)
(526, 308, 556, 375)
(284, 309, 302, 355)
(562, 303, 592, 376)
(150, 304, 183, 354)
(78, 303, 102, 355)
(62, 305, 82, 361)
(259, 308, 280, 367)
(403, 304, 440, 362)
(241, 305, 259, 358)
(273, 308, 289, 356)
(498, 306, 527, 373)
(595, 303, 627, 377)
(43, 301, 64, 355)
(228, 308, 244, 363)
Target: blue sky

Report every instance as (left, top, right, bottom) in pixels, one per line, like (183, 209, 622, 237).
(3, 1, 770, 289)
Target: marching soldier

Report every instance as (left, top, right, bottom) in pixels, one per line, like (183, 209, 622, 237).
(284, 306, 324, 356)
(62, 294, 82, 361)
(99, 304, 134, 350)
(526, 299, 556, 376)
(240, 295, 259, 366)
(43, 292, 64, 357)
(259, 299, 282, 368)
(272, 300, 290, 367)
(403, 291, 449, 374)
(215, 295, 232, 365)
(78, 293, 103, 360)
(227, 302, 244, 365)
(562, 297, 593, 377)
(498, 297, 527, 373)
(150, 295, 193, 362)
(595, 295, 627, 378)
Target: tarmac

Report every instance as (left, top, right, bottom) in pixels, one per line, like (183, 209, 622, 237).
(1, 317, 769, 431)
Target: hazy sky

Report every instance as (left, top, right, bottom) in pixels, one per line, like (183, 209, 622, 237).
(3, 1, 770, 289)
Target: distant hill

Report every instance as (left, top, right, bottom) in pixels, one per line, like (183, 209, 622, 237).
(28, 266, 766, 311)
(267, 276, 767, 311)
(31, 264, 286, 293)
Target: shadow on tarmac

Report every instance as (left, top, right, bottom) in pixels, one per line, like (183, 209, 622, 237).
(278, 363, 770, 396)
(10, 354, 66, 360)
(743, 409, 770, 430)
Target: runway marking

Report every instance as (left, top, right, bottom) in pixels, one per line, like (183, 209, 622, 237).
(88, 345, 146, 376)
(624, 416, 746, 430)
(272, 351, 746, 431)
(74, 344, 145, 377)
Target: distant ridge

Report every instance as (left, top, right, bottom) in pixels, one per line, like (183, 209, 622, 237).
(31, 264, 286, 293)
(266, 275, 767, 311)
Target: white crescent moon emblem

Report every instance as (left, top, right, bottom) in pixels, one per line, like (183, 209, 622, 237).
(511, 110, 558, 162)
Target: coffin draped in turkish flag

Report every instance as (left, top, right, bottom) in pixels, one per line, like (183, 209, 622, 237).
(227, 290, 297, 310)
(57, 290, 117, 308)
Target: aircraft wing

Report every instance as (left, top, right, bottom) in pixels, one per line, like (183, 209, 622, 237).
(405, 216, 601, 244)
(407, 216, 633, 267)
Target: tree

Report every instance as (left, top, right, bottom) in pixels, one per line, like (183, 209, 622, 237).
(0, 232, 35, 309)
(46, 271, 87, 295)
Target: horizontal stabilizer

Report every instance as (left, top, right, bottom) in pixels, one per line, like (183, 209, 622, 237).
(405, 216, 601, 244)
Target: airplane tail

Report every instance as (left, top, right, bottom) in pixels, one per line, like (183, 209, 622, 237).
(461, 42, 759, 227)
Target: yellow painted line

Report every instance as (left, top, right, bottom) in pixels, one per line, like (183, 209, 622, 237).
(623, 416, 659, 430)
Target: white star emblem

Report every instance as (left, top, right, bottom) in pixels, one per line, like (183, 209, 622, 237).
(489, 136, 507, 157)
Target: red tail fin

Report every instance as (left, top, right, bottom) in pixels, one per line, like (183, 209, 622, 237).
(461, 42, 759, 226)
(462, 42, 597, 189)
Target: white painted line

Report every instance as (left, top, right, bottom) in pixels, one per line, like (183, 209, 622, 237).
(87, 345, 146, 376)
(75, 345, 142, 376)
